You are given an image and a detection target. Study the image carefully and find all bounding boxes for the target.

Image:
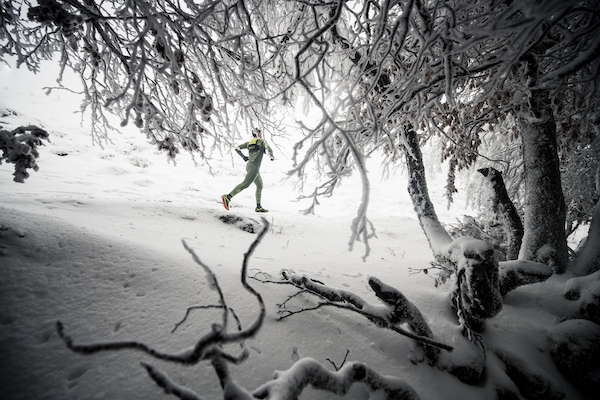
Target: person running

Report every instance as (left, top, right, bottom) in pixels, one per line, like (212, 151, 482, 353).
(222, 128, 274, 212)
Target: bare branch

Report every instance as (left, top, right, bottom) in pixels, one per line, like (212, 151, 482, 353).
(56, 218, 270, 364)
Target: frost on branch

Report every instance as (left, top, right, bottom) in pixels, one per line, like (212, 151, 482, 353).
(0, 124, 49, 182)
(402, 123, 453, 260)
(402, 125, 502, 335)
(478, 167, 524, 260)
(268, 270, 452, 363)
(368, 277, 439, 362)
(252, 357, 420, 400)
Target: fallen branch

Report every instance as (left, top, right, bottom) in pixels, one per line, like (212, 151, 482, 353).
(259, 270, 453, 357)
(56, 219, 422, 399)
(252, 357, 420, 400)
(57, 219, 269, 364)
(369, 277, 440, 360)
(498, 260, 553, 297)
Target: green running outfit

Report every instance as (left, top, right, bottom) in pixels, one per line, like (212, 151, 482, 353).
(224, 137, 273, 210)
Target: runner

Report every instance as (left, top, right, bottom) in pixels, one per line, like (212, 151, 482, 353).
(222, 128, 274, 212)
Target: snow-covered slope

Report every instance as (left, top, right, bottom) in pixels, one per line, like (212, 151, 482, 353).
(0, 64, 592, 400)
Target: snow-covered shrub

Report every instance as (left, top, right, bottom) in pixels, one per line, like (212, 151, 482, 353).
(129, 156, 150, 168)
(447, 214, 507, 260)
(0, 125, 49, 182)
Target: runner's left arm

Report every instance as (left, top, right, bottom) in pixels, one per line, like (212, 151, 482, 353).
(235, 142, 249, 161)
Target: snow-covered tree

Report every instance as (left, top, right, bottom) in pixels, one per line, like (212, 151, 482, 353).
(3, 1, 598, 268)
(2, 0, 301, 156)
(5, 1, 600, 397)
(289, 0, 600, 273)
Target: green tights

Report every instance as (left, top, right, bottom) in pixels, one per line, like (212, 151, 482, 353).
(229, 162, 263, 204)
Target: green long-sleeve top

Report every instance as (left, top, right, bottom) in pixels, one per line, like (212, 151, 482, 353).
(235, 137, 273, 166)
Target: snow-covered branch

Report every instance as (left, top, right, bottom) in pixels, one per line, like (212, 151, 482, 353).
(268, 270, 453, 357)
(0, 124, 50, 183)
(56, 218, 426, 399)
(498, 260, 553, 297)
(252, 357, 420, 400)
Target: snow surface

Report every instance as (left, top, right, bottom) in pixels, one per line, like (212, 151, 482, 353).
(0, 63, 593, 399)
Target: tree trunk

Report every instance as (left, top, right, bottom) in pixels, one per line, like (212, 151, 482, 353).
(402, 123, 453, 259)
(573, 200, 600, 276)
(518, 88, 568, 273)
(575, 166, 600, 275)
(478, 167, 524, 260)
(402, 125, 502, 334)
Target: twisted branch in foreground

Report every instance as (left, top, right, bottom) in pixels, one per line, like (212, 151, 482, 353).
(56, 218, 422, 399)
(56, 218, 270, 365)
(142, 356, 421, 400)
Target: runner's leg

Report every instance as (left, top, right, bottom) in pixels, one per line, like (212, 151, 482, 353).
(254, 172, 263, 205)
(229, 163, 259, 197)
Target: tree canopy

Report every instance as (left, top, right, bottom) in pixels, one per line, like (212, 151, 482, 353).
(1, 0, 599, 258)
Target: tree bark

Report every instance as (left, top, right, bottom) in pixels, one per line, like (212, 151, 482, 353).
(518, 88, 568, 273)
(402, 125, 502, 333)
(402, 123, 453, 259)
(572, 200, 600, 276)
(573, 165, 600, 275)
(478, 167, 524, 260)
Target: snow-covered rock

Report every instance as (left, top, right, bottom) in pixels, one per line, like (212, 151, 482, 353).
(564, 270, 600, 325)
(547, 319, 600, 394)
(494, 348, 565, 400)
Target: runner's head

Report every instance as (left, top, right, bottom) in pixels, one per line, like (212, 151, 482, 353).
(252, 127, 262, 138)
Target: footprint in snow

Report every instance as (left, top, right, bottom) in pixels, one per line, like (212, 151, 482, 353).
(291, 347, 299, 362)
(36, 327, 54, 344)
(67, 365, 89, 388)
(342, 272, 363, 278)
